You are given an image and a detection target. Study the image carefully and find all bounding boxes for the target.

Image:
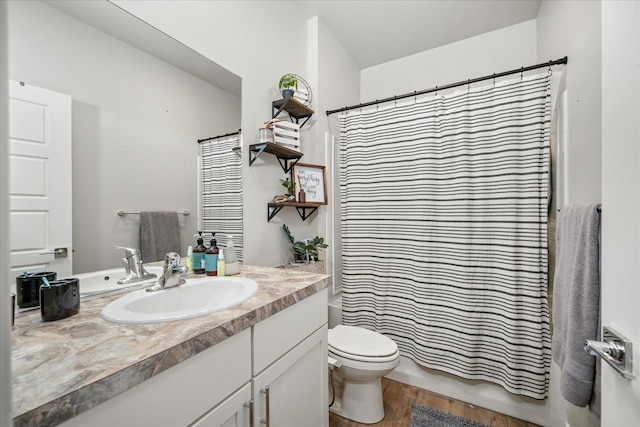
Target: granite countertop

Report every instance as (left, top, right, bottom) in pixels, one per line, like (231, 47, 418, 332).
(11, 265, 330, 427)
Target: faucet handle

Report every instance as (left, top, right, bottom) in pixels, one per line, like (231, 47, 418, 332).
(114, 246, 141, 259)
(164, 252, 181, 269)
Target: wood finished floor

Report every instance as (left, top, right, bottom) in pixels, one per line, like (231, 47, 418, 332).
(329, 378, 540, 427)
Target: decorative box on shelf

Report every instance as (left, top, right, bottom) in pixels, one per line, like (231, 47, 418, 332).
(272, 120, 300, 152)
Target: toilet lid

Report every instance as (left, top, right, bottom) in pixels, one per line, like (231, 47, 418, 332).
(328, 325, 398, 358)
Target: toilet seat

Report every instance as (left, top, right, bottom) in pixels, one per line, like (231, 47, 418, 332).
(328, 325, 399, 363)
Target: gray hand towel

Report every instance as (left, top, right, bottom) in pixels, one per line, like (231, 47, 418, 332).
(140, 211, 181, 262)
(551, 203, 601, 408)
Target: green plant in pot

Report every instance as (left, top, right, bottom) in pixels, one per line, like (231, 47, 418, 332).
(279, 73, 298, 99)
(281, 177, 296, 196)
(283, 224, 328, 263)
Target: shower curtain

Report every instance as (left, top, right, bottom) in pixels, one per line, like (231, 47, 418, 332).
(200, 133, 243, 259)
(339, 74, 551, 399)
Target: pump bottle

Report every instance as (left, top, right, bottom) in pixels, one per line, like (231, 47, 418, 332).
(205, 234, 219, 276)
(225, 235, 240, 275)
(192, 232, 206, 274)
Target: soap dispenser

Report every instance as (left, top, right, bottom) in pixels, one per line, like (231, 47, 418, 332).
(205, 233, 219, 276)
(225, 235, 240, 276)
(192, 232, 206, 274)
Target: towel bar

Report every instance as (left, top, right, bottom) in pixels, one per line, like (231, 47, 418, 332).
(117, 210, 190, 216)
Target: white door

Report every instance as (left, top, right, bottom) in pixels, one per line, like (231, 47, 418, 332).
(601, 2, 640, 424)
(8, 80, 72, 282)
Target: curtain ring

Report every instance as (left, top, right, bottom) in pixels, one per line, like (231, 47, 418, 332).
(548, 60, 552, 75)
(520, 67, 524, 80)
(493, 73, 496, 86)
(435, 85, 438, 96)
(467, 79, 470, 91)
(414, 90, 417, 103)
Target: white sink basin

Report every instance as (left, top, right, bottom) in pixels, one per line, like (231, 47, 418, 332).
(100, 276, 259, 324)
(76, 266, 164, 296)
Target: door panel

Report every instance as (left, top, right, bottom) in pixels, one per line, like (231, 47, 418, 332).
(601, 1, 640, 424)
(8, 81, 72, 281)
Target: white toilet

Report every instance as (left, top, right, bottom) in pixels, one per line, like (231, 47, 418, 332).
(328, 325, 400, 424)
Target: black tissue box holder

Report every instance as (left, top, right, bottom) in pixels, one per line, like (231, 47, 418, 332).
(16, 272, 57, 308)
(40, 278, 80, 321)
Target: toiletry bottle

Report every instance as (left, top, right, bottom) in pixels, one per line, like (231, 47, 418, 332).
(225, 235, 240, 275)
(217, 245, 226, 277)
(205, 234, 219, 276)
(192, 232, 206, 274)
(186, 246, 193, 273)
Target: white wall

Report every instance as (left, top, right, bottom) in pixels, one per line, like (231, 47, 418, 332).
(537, 1, 602, 426)
(313, 17, 361, 293)
(0, 0, 12, 424)
(7, 0, 241, 273)
(537, 0, 601, 206)
(361, 20, 537, 101)
(113, 0, 319, 267)
(357, 20, 553, 425)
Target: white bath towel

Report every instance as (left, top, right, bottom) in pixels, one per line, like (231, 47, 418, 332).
(139, 211, 181, 262)
(552, 203, 601, 409)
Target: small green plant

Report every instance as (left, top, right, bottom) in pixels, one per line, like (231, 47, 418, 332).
(283, 224, 328, 263)
(278, 73, 298, 91)
(281, 177, 296, 195)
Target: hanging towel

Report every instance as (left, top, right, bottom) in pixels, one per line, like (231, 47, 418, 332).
(139, 211, 181, 262)
(552, 203, 601, 408)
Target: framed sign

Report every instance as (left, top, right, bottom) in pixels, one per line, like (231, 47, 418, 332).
(291, 163, 327, 205)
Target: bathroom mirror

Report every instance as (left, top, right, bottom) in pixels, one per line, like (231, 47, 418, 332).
(7, 0, 242, 276)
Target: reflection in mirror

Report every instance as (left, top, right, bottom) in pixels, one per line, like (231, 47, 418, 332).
(7, 0, 242, 276)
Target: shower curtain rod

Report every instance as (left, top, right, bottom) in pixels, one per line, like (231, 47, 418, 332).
(197, 129, 241, 144)
(325, 56, 568, 116)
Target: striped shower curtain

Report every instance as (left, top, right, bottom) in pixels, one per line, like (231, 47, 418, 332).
(200, 133, 243, 259)
(339, 74, 551, 399)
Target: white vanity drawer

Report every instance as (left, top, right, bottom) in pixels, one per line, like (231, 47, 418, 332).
(60, 328, 251, 427)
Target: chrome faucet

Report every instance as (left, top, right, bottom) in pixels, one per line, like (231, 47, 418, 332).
(114, 246, 157, 285)
(146, 252, 188, 292)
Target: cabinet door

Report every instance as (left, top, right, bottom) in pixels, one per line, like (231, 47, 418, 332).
(191, 383, 252, 427)
(253, 325, 328, 427)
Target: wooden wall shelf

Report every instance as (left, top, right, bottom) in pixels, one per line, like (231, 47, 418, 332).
(272, 97, 314, 127)
(267, 202, 321, 222)
(249, 143, 302, 173)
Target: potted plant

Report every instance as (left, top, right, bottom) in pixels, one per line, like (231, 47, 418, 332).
(281, 176, 296, 196)
(278, 73, 298, 99)
(283, 224, 328, 263)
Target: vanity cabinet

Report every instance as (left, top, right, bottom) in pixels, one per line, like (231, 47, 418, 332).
(252, 289, 328, 427)
(58, 289, 328, 427)
(190, 383, 252, 427)
(59, 328, 252, 427)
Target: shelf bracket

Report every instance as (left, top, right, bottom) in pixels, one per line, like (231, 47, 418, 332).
(272, 102, 287, 121)
(277, 156, 301, 173)
(249, 143, 267, 166)
(296, 206, 318, 221)
(267, 204, 285, 222)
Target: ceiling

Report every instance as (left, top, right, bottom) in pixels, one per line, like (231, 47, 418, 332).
(295, 0, 542, 69)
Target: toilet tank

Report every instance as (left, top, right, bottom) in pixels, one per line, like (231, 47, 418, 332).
(328, 294, 343, 329)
